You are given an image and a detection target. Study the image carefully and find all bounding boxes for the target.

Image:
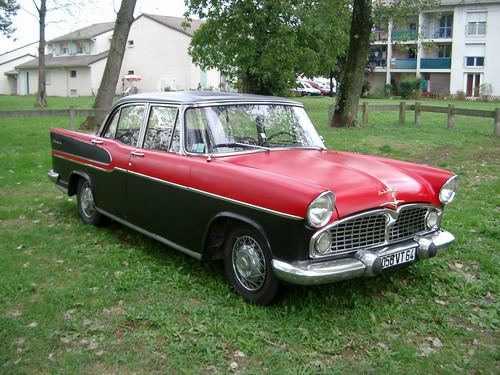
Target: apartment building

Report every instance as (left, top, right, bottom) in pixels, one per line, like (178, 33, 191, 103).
(366, 0, 500, 97)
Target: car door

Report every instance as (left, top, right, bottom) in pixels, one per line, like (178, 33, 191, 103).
(126, 105, 192, 248)
(91, 103, 147, 219)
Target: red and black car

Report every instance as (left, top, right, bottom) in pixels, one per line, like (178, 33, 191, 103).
(48, 91, 459, 305)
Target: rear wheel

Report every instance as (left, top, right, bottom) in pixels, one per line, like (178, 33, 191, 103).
(76, 179, 105, 226)
(224, 224, 282, 305)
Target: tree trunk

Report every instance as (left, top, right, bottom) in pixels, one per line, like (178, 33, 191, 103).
(80, 0, 137, 131)
(330, 0, 372, 128)
(34, 0, 47, 108)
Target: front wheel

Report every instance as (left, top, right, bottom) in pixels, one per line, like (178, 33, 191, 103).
(76, 179, 105, 226)
(224, 224, 282, 305)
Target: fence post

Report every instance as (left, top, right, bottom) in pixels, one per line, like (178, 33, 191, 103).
(493, 108, 500, 137)
(414, 101, 422, 126)
(69, 106, 75, 131)
(447, 104, 455, 130)
(399, 102, 406, 125)
(362, 102, 369, 126)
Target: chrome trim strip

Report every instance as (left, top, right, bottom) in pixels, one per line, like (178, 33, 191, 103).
(97, 209, 202, 260)
(54, 157, 302, 220)
(189, 186, 303, 220)
(127, 170, 189, 191)
(127, 169, 302, 220)
(274, 229, 455, 286)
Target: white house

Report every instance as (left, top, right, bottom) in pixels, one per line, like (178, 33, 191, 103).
(11, 14, 222, 97)
(0, 42, 37, 95)
(367, 0, 500, 97)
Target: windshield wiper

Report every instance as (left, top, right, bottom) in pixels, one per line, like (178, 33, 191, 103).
(214, 142, 272, 151)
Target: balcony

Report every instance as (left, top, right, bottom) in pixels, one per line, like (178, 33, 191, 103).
(392, 58, 417, 69)
(422, 27, 452, 39)
(420, 58, 451, 69)
(391, 29, 418, 41)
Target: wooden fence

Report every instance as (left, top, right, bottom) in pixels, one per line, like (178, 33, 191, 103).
(0, 107, 108, 130)
(359, 101, 500, 137)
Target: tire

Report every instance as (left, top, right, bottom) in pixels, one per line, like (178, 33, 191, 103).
(76, 179, 105, 226)
(224, 224, 282, 305)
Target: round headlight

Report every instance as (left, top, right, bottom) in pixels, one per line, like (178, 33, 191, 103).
(315, 232, 332, 254)
(425, 209, 440, 229)
(439, 175, 459, 204)
(307, 191, 335, 228)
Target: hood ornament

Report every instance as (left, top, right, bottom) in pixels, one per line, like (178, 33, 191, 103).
(378, 187, 405, 209)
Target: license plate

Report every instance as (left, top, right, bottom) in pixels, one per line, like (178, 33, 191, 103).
(380, 248, 416, 269)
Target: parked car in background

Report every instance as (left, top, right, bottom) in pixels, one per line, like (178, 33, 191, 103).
(48, 91, 459, 305)
(313, 77, 337, 95)
(291, 81, 321, 96)
(307, 81, 330, 95)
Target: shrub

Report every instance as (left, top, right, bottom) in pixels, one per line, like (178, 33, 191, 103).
(399, 78, 422, 99)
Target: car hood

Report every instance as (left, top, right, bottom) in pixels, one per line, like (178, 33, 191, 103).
(220, 149, 449, 218)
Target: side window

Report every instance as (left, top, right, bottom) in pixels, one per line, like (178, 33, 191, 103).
(143, 106, 179, 152)
(112, 105, 145, 147)
(102, 110, 119, 138)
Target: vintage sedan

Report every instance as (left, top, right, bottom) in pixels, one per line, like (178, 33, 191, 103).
(48, 91, 459, 305)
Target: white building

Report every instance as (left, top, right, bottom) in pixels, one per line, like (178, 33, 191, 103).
(11, 14, 222, 97)
(366, 0, 500, 97)
(0, 42, 37, 95)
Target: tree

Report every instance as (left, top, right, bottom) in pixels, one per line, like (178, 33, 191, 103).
(330, 0, 439, 127)
(20, 0, 90, 107)
(185, 0, 350, 96)
(330, 0, 372, 128)
(0, 0, 20, 37)
(34, 0, 47, 107)
(80, 0, 137, 131)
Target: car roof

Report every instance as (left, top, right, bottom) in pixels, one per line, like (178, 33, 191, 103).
(116, 91, 302, 107)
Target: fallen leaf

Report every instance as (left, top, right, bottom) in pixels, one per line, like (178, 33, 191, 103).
(228, 362, 238, 371)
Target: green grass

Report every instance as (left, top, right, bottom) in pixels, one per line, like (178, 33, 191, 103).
(0, 95, 498, 374)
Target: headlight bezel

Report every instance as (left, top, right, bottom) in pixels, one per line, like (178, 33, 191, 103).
(307, 191, 335, 228)
(439, 175, 460, 205)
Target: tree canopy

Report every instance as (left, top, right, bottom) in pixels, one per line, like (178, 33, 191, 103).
(185, 0, 350, 96)
(0, 0, 20, 38)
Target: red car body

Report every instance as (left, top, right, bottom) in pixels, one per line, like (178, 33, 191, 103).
(48, 92, 459, 304)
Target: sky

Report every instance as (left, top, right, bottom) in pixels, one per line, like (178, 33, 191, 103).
(0, 0, 189, 54)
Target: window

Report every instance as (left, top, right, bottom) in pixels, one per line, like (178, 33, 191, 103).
(103, 105, 146, 147)
(467, 22, 486, 36)
(438, 45, 452, 58)
(465, 56, 484, 67)
(45, 71, 51, 85)
(128, 40, 134, 48)
(143, 106, 179, 152)
(70, 70, 77, 78)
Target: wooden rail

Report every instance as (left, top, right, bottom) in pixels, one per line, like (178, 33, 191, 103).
(360, 101, 500, 136)
(0, 107, 109, 130)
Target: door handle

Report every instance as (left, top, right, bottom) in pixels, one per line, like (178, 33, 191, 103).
(131, 151, 145, 157)
(91, 139, 103, 145)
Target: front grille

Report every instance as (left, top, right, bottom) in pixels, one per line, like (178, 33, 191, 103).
(330, 213, 387, 252)
(389, 206, 428, 241)
(324, 205, 437, 256)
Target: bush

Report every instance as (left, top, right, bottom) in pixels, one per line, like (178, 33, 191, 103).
(399, 78, 422, 99)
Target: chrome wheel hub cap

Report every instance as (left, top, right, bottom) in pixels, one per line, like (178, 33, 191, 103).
(232, 236, 266, 291)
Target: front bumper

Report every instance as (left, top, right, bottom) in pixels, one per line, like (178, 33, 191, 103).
(272, 229, 455, 286)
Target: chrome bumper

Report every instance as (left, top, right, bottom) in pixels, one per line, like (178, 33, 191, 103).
(47, 170, 68, 194)
(272, 230, 455, 286)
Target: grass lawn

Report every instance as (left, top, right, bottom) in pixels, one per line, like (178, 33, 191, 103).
(0, 95, 498, 374)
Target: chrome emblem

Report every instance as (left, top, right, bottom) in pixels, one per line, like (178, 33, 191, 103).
(379, 187, 405, 208)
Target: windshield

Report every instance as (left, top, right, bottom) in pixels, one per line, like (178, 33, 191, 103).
(184, 104, 325, 154)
